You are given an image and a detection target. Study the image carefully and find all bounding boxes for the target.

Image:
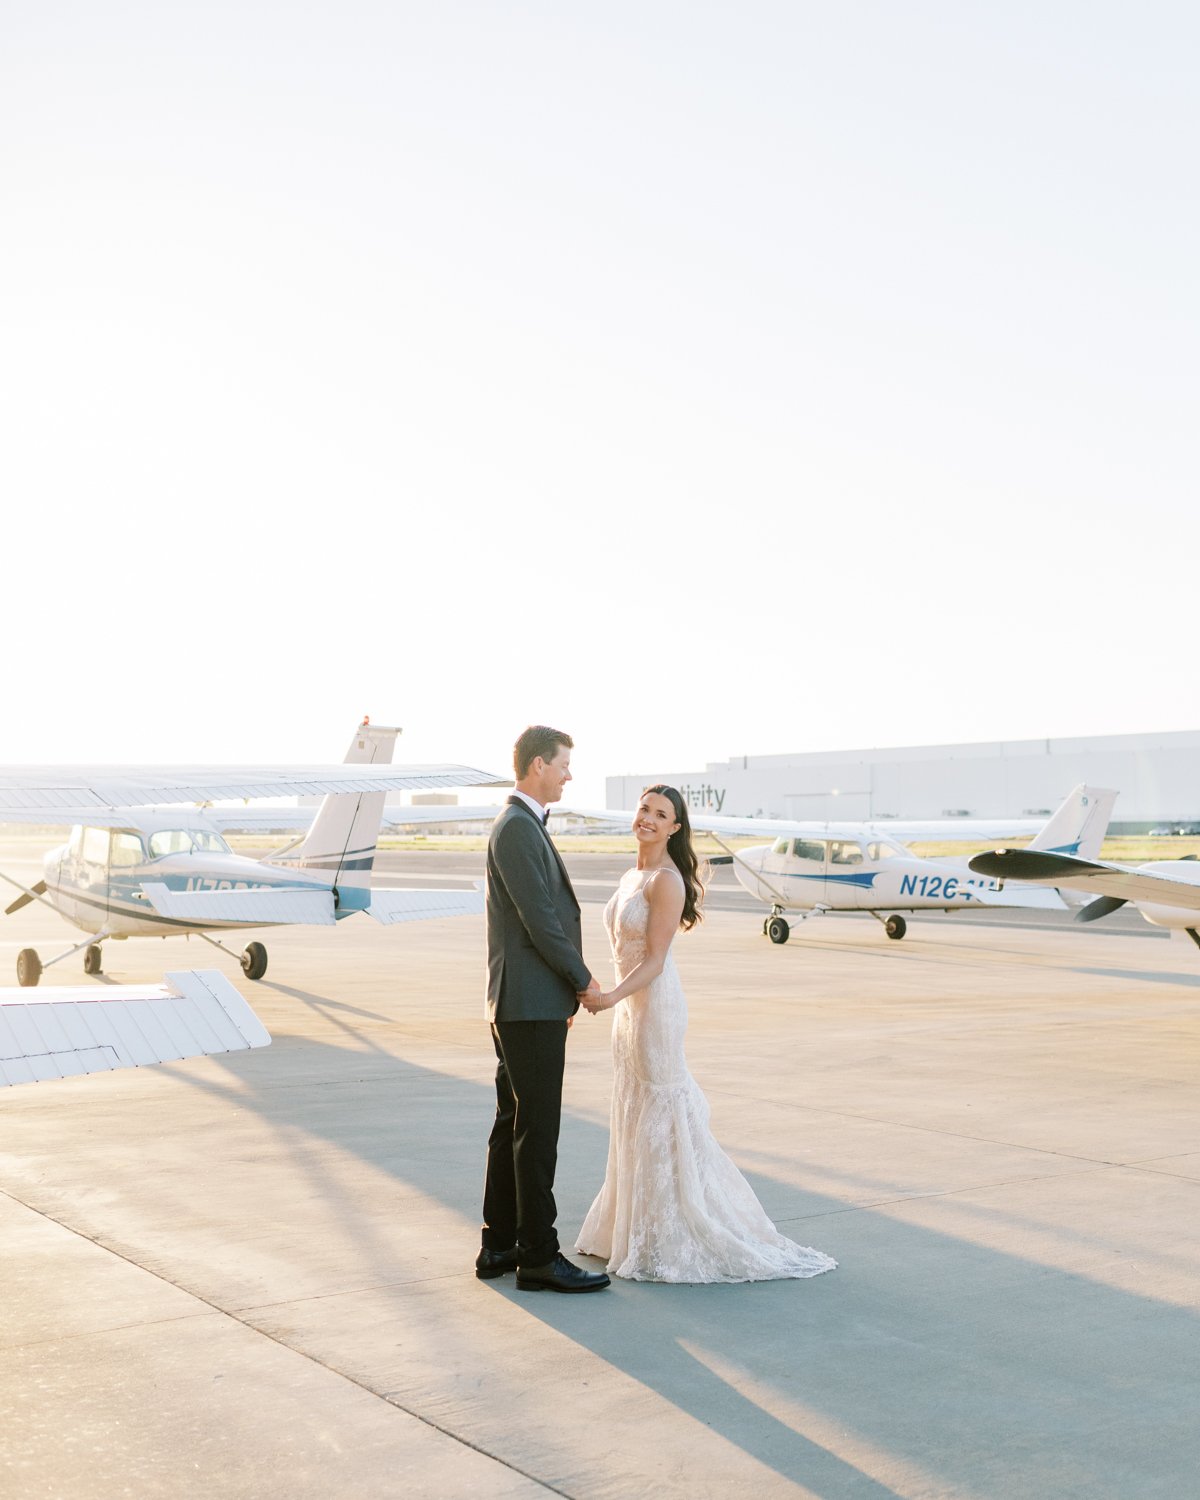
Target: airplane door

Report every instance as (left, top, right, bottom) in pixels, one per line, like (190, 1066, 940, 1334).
(787, 838, 826, 907)
(71, 825, 111, 927)
(826, 839, 870, 909)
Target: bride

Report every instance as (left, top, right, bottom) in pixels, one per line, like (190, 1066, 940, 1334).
(576, 784, 837, 1284)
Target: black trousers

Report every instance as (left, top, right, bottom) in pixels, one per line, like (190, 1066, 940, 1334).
(482, 1019, 568, 1268)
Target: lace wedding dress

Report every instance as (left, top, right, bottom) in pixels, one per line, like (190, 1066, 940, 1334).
(576, 868, 837, 1283)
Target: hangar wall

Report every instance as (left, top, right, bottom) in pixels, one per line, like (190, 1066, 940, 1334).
(606, 730, 1200, 832)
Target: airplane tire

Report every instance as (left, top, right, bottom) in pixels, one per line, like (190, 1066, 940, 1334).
(762, 917, 769, 936)
(84, 944, 103, 975)
(17, 948, 42, 987)
(885, 915, 907, 940)
(767, 916, 790, 945)
(241, 942, 269, 981)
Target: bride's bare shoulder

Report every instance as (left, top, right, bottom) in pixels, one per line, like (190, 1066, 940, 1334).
(645, 865, 686, 906)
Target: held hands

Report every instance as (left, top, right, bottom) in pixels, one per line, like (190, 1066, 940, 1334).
(578, 977, 608, 1015)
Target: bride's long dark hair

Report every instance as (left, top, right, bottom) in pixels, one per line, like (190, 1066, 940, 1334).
(642, 784, 704, 931)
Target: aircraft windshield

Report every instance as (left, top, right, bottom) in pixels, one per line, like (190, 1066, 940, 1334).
(867, 841, 905, 861)
(148, 829, 232, 858)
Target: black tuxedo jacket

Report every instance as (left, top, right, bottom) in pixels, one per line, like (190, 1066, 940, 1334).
(485, 797, 591, 1022)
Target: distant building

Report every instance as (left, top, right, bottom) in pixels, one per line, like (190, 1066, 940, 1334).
(607, 731, 1200, 833)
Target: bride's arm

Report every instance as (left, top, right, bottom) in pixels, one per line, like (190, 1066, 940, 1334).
(597, 872, 685, 1010)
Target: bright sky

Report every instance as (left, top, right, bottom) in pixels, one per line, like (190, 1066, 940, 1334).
(3, 3, 1196, 806)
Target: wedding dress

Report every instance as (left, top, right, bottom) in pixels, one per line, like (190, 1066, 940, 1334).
(576, 868, 837, 1283)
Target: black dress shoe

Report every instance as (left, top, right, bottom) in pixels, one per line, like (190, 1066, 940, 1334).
(475, 1246, 521, 1280)
(516, 1253, 611, 1293)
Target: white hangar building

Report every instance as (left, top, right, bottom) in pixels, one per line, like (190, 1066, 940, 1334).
(606, 730, 1200, 833)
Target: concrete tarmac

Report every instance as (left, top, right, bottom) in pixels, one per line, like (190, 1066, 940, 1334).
(2, 846, 1200, 1498)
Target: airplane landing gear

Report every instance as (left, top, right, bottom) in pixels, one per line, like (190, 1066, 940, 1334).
(196, 931, 269, 980)
(17, 948, 42, 987)
(241, 942, 269, 981)
(885, 915, 907, 940)
(767, 915, 790, 945)
(83, 944, 103, 975)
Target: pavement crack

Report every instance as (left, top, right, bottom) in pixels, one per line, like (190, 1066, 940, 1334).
(0, 1187, 572, 1498)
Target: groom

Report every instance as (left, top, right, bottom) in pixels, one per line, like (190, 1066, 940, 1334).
(476, 725, 610, 1293)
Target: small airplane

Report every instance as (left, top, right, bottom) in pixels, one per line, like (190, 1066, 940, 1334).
(0, 969, 271, 1087)
(969, 835, 1200, 949)
(382, 787, 1117, 944)
(0, 720, 507, 986)
(672, 784, 1112, 942)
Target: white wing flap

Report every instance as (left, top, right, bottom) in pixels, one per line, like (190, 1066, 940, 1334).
(0, 763, 510, 811)
(140, 882, 336, 926)
(0, 969, 270, 1087)
(366, 885, 486, 925)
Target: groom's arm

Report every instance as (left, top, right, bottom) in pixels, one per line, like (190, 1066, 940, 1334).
(492, 818, 592, 993)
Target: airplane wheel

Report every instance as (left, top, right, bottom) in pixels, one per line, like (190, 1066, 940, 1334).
(17, 948, 42, 987)
(767, 916, 790, 945)
(84, 944, 103, 975)
(885, 915, 907, 940)
(241, 942, 268, 981)
(762, 917, 769, 936)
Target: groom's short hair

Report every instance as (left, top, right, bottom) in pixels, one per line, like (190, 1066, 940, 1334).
(514, 726, 573, 778)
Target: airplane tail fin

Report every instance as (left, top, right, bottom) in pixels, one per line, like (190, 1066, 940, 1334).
(1027, 785, 1117, 860)
(278, 718, 401, 891)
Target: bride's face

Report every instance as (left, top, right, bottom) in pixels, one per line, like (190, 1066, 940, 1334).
(633, 792, 680, 850)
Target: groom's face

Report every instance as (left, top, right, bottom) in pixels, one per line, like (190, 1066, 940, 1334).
(534, 745, 573, 804)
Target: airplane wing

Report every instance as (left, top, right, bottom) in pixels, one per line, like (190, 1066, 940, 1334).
(360, 804, 1044, 842)
(203, 808, 319, 833)
(203, 805, 506, 834)
(364, 885, 486, 924)
(380, 805, 506, 828)
(554, 806, 1043, 842)
(140, 883, 337, 925)
(0, 969, 270, 1087)
(0, 764, 510, 812)
(0, 807, 148, 828)
(967, 850, 1200, 911)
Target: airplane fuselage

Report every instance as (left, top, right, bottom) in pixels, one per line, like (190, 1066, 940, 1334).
(733, 838, 1061, 914)
(40, 828, 345, 939)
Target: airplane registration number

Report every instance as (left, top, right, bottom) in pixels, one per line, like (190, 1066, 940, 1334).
(184, 878, 271, 893)
(898, 874, 994, 900)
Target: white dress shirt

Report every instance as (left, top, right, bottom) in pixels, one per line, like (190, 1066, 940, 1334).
(511, 789, 548, 823)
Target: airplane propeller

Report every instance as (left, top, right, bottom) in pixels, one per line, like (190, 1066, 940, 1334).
(1074, 894, 1128, 924)
(4, 880, 46, 916)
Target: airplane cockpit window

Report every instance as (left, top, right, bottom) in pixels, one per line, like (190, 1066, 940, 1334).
(791, 839, 824, 862)
(867, 842, 903, 861)
(771, 838, 790, 855)
(192, 831, 231, 854)
(68, 825, 84, 858)
(149, 830, 193, 858)
(829, 840, 864, 865)
(110, 831, 146, 867)
(149, 829, 232, 858)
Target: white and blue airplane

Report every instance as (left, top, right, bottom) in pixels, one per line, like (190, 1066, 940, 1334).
(710, 784, 1116, 942)
(0, 720, 506, 986)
